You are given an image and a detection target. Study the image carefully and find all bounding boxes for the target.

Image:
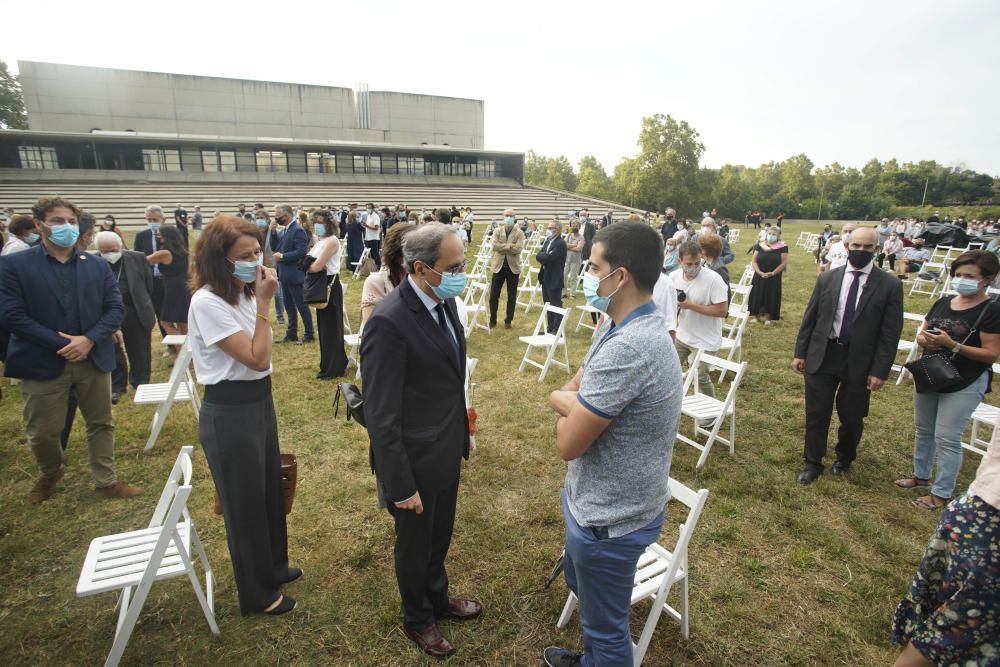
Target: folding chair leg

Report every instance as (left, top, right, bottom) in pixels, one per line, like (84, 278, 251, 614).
(538, 348, 553, 383)
(729, 412, 736, 455)
(556, 592, 578, 629)
(177, 530, 220, 634)
(143, 402, 172, 452)
(680, 574, 690, 639)
(105, 572, 158, 667)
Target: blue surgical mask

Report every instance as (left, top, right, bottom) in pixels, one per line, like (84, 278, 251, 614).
(48, 223, 80, 248)
(230, 255, 262, 283)
(545, 229, 554, 239)
(582, 268, 621, 314)
(426, 266, 467, 300)
(148, 222, 160, 231)
(255, 218, 268, 229)
(25, 232, 40, 245)
(314, 223, 326, 237)
(504, 216, 514, 226)
(952, 277, 982, 296)
(766, 234, 778, 243)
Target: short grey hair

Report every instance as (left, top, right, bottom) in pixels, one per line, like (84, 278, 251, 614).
(701, 217, 716, 228)
(145, 205, 163, 216)
(403, 223, 452, 274)
(95, 230, 122, 250)
(276, 203, 294, 218)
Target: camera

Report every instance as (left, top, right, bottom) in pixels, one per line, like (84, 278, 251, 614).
(676, 289, 686, 303)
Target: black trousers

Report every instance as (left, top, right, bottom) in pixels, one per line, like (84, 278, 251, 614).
(877, 252, 897, 271)
(387, 475, 459, 630)
(111, 341, 128, 395)
(542, 284, 563, 332)
(365, 239, 382, 268)
(316, 275, 348, 379)
(489, 263, 519, 326)
(803, 340, 872, 471)
(199, 378, 290, 615)
(151, 276, 166, 338)
(112, 308, 152, 393)
(281, 280, 314, 340)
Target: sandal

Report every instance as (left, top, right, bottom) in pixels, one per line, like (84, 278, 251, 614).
(263, 594, 297, 616)
(911, 495, 948, 511)
(894, 477, 930, 489)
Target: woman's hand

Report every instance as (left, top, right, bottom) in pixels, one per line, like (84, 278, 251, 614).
(920, 328, 956, 352)
(256, 265, 279, 301)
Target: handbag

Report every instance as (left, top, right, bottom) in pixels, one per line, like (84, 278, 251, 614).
(304, 270, 331, 307)
(904, 303, 991, 394)
(357, 255, 376, 279)
(333, 383, 366, 427)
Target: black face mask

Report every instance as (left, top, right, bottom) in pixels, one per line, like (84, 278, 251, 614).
(848, 249, 874, 268)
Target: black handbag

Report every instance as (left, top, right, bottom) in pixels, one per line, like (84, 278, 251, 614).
(333, 383, 366, 427)
(304, 270, 331, 307)
(904, 303, 991, 394)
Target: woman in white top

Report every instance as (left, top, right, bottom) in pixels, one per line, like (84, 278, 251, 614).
(0, 215, 39, 256)
(187, 215, 300, 616)
(308, 210, 347, 380)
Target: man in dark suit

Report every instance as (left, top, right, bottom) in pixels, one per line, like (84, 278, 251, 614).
(133, 205, 166, 337)
(97, 231, 155, 401)
(0, 196, 141, 504)
(601, 209, 614, 228)
(361, 223, 480, 659)
(537, 219, 567, 333)
(660, 207, 678, 243)
(271, 203, 314, 344)
(792, 227, 904, 484)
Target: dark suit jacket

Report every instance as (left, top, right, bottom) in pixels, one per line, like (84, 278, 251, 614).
(275, 221, 308, 285)
(133, 228, 155, 255)
(360, 279, 470, 503)
(0, 246, 124, 380)
(119, 250, 157, 330)
(536, 234, 567, 291)
(794, 265, 904, 383)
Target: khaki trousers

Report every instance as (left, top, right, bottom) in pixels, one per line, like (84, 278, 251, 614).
(674, 339, 717, 399)
(21, 361, 117, 487)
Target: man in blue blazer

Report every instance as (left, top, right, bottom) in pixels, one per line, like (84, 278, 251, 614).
(0, 196, 141, 504)
(271, 204, 314, 344)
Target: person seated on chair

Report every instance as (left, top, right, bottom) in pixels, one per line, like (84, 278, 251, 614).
(543, 221, 682, 667)
(896, 239, 930, 280)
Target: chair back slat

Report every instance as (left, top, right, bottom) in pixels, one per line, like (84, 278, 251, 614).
(149, 446, 194, 529)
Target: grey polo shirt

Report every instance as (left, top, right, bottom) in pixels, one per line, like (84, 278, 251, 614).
(567, 300, 683, 538)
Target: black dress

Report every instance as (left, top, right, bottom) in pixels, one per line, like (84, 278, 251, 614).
(748, 243, 788, 320)
(316, 273, 348, 379)
(159, 255, 191, 324)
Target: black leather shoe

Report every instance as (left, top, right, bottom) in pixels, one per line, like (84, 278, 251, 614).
(111, 392, 121, 405)
(278, 337, 298, 344)
(797, 468, 822, 485)
(831, 461, 850, 476)
(301, 335, 315, 343)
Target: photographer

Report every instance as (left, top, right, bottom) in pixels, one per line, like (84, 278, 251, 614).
(669, 241, 728, 397)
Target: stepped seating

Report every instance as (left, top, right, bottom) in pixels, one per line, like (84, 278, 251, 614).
(0, 181, 638, 231)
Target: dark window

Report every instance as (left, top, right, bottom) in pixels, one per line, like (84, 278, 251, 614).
(18, 146, 59, 169)
(353, 152, 381, 174)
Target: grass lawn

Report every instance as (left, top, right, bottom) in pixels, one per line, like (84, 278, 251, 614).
(0, 222, 985, 666)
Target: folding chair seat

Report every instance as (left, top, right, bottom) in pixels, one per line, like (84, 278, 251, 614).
(892, 312, 926, 384)
(344, 324, 363, 379)
(76, 446, 218, 667)
(557, 478, 710, 665)
(518, 304, 571, 382)
(716, 310, 749, 382)
(676, 352, 748, 468)
(134, 341, 199, 452)
(909, 261, 946, 298)
(963, 401, 999, 457)
(729, 284, 751, 313)
(574, 304, 601, 338)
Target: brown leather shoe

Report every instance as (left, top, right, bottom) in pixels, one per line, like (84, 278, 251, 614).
(504, 321, 512, 330)
(438, 597, 483, 621)
(404, 623, 455, 659)
(95, 482, 143, 499)
(27, 468, 65, 504)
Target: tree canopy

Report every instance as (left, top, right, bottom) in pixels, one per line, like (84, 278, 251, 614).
(0, 59, 27, 130)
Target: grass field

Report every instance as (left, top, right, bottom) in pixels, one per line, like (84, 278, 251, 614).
(0, 222, 986, 666)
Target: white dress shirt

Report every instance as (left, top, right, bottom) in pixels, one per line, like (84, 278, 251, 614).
(831, 261, 874, 339)
(408, 275, 458, 345)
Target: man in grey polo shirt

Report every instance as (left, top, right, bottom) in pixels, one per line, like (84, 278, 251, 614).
(543, 221, 683, 667)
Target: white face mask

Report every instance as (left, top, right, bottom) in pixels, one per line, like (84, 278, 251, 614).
(101, 251, 123, 264)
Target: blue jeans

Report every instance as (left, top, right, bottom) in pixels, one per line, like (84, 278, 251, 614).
(274, 284, 285, 320)
(562, 492, 664, 667)
(913, 372, 987, 499)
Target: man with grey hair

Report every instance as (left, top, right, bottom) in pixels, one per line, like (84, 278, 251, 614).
(820, 222, 855, 272)
(489, 208, 525, 329)
(660, 207, 678, 244)
(696, 217, 734, 265)
(97, 231, 155, 401)
(133, 205, 167, 332)
(361, 223, 480, 659)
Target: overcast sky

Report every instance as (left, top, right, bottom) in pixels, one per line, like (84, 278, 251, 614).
(3, 0, 998, 175)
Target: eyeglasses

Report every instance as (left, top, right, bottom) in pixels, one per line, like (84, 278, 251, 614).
(430, 259, 468, 277)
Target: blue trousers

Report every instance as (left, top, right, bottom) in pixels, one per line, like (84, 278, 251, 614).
(281, 280, 313, 340)
(563, 492, 664, 667)
(274, 284, 285, 320)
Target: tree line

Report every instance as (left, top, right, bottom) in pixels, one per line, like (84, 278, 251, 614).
(526, 114, 999, 221)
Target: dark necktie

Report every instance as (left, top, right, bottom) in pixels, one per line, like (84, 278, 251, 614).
(435, 303, 456, 348)
(839, 271, 862, 342)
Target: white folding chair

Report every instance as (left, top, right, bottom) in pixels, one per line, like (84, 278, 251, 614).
(341, 282, 352, 334)
(716, 310, 749, 382)
(963, 402, 998, 457)
(737, 264, 754, 288)
(344, 324, 363, 379)
(795, 231, 809, 248)
(729, 284, 751, 313)
(676, 351, 748, 468)
(572, 260, 590, 296)
(518, 304, 571, 382)
(462, 281, 490, 337)
(892, 312, 927, 384)
(134, 341, 199, 453)
(352, 246, 370, 280)
(557, 478, 710, 665)
(76, 446, 219, 667)
(574, 304, 601, 337)
(908, 261, 946, 298)
(516, 267, 542, 313)
(728, 229, 740, 243)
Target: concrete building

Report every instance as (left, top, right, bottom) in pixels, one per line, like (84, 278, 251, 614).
(0, 61, 522, 184)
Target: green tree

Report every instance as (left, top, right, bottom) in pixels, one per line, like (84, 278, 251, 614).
(711, 164, 754, 217)
(544, 155, 578, 192)
(0, 59, 28, 130)
(611, 157, 642, 208)
(524, 150, 549, 186)
(576, 155, 611, 200)
(631, 114, 705, 214)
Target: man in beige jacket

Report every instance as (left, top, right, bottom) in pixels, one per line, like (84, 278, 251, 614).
(489, 209, 525, 329)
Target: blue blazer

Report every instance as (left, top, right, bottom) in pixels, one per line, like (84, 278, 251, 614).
(275, 221, 309, 285)
(0, 246, 124, 380)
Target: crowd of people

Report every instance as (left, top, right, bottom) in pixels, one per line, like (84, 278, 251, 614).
(1, 198, 999, 665)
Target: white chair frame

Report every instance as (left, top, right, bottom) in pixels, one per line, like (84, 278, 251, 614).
(352, 246, 371, 280)
(516, 267, 542, 313)
(518, 303, 571, 382)
(676, 350, 748, 468)
(462, 281, 491, 337)
(892, 312, 927, 385)
(134, 340, 200, 453)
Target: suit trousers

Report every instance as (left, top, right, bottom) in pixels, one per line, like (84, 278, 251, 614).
(489, 262, 519, 326)
(281, 280, 314, 340)
(112, 307, 152, 393)
(21, 361, 116, 487)
(803, 340, 872, 471)
(151, 276, 166, 338)
(387, 474, 459, 630)
(199, 379, 291, 615)
(542, 285, 563, 332)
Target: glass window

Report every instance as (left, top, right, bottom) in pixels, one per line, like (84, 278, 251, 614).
(219, 150, 236, 172)
(18, 146, 59, 169)
(202, 149, 238, 172)
(477, 158, 496, 178)
(142, 148, 182, 172)
(352, 152, 381, 174)
(201, 149, 218, 172)
(399, 154, 424, 176)
(306, 152, 337, 173)
(255, 150, 287, 173)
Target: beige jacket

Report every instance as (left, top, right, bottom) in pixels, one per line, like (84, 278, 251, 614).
(491, 225, 526, 274)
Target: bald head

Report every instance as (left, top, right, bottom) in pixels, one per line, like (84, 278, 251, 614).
(849, 226, 877, 247)
(841, 223, 856, 236)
